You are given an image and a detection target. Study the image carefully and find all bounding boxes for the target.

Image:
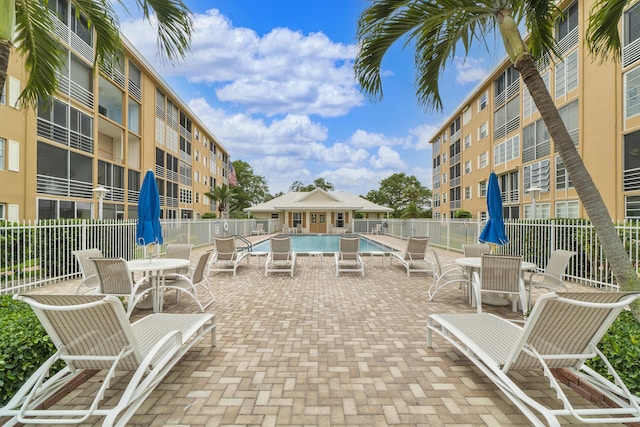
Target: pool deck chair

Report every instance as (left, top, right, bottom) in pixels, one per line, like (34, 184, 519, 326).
(472, 254, 527, 314)
(389, 237, 433, 276)
(427, 291, 640, 426)
(72, 248, 103, 294)
(163, 250, 216, 311)
(265, 236, 297, 277)
(427, 250, 469, 301)
(462, 243, 491, 257)
(1, 294, 215, 427)
(335, 236, 364, 276)
(209, 237, 249, 276)
(527, 250, 576, 308)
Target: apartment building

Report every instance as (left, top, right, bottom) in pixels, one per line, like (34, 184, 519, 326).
(431, 0, 640, 221)
(0, 1, 232, 222)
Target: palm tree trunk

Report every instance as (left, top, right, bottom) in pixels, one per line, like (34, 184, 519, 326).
(0, 39, 9, 93)
(517, 53, 640, 291)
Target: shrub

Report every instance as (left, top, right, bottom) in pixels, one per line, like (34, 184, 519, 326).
(0, 295, 62, 405)
(586, 309, 640, 396)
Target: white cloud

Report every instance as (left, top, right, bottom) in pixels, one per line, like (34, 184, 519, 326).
(410, 123, 441, 150)
(121, 8, 363, 117)
(454, 57, 489, 85)
(346, 129, 410, 149)
(370, 146, 407, 169)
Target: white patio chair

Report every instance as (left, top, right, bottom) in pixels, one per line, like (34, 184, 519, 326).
(472, 254, 527, 314)
(209, 237, 249, 276)
(91, 257, 154, 317)
(335, 236, 364, 276)
(163, 243, 193, 277)
(428, 291, 640, 426)
(462, 243, 491, 257)
(1, 294, 215, 427)
(427, 250, 469, 301)
(264, 236, 297, 277)
(72, 248, 103, 294)
(371, 223, 382, 235)
(389, 237, 433, 276)
(163, 250, 215, 311)
(527, 250, 576, 307)
(251, 223, 266, 235)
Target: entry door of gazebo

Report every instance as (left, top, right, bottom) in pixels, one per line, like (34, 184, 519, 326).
(309, 212, 326, 233)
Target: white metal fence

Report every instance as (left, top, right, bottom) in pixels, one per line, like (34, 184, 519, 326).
(2, 217, 637, 293)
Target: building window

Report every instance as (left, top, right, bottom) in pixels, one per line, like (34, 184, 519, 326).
(478, 122, 488, 139)
(555, 200, 579, 218)
(450, 116, 461, 138)
(271, 213, 279, 219)
(522, 71, 550, 120)
(493, 96, 520, 140)
(464, 134, 471, 149)
(524, 159, 551, 192)
(478, 151, 488, 169)
(523, 119, 550, 162)
(626, 195, 640, 218)
(494, 134, 520, 166)
(478, 91, 487, 111)
(479, 181, 487, 197)
(0, 138, 4, 170)
(624, 3, 640, 67)
(499, 171, 520, 204)
(555, 156, 574, 190)
(625, 67, 640, 119)
(494, 65, 519, 106)
(556, 2, 578, 42)
(464, 186, 471, 200)
(464, 160, 471, 174)
(462, 107, 471, 125)
(442, 172, 447, 183)
(558, 100, 579, 145)
(293, 212, 303, 227)
(624, 130, 640, 191)
(555, 50, 578, 99)
(524, 202, 551, 219)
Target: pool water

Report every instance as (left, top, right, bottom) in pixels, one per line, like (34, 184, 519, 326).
(251, 234, 391, 253)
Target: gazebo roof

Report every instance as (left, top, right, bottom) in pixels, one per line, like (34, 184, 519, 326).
(245, 188, 393, 213)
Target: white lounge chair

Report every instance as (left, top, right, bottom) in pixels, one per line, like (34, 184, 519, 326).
(209, 237, 249, 276)
(371, 223, 382, 235)
(264, 236, 297, 277)
(72, 248, 103, 294)
(163, 250, 216, 311)
(335, 236, 364, 277)
(251, 223, 266, 235)
(389, 237, 433, 276)
(472, 254, 527, 314)
(1, 294, 215, 427)
(427, 250, 469, 301)
(427, 291, 640, 426)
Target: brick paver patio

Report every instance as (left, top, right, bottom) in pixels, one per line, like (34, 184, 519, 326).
(21, 236, 625, 426)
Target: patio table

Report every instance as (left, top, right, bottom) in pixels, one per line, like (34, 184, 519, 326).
(455, 257, 536, 309)
(127, 258, 190, 313)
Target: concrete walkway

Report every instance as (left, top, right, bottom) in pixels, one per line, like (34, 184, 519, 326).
(22, 235, 622, 426)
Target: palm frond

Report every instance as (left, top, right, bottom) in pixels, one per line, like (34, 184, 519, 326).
(14, 0, 65, 109)
(522, 0, 560, 59)
(128, 0, 193, 62)
(70, 0, 122, 67)
(586, 0, 627, 62)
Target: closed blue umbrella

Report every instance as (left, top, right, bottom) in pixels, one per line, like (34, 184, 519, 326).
(137, 170, 163, 252)
(479, 172, 509, 246)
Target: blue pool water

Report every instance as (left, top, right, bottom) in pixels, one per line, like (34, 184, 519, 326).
(251, 234, 391, 253)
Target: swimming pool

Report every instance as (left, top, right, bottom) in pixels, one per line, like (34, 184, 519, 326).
(251, 234, 392, 253)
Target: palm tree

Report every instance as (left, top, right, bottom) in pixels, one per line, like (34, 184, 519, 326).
(354, 0, 640, 291)
(206, 185, 236, 219)
(0, 0, 193, 109)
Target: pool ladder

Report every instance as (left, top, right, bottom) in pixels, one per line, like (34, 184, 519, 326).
(233, 234, 253, 252)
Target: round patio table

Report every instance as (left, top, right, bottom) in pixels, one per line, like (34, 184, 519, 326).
(127, 258, 190, 313)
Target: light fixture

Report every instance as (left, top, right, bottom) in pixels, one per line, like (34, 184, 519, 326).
(526, 186, 542, 219)
(93, 186, 109, 220)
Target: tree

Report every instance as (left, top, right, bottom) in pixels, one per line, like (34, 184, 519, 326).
(288, 179, 336, 192)
(364, 173, 430, 217)
(205, 185, 236, 219)
(354, 0, 640, 291)
(0, 0, 193, 109)
(231, 160, 270, 214)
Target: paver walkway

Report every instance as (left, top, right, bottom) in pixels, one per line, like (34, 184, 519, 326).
(21, 236, 625, 426)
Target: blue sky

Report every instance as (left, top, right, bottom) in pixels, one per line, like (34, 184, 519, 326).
(119, 0, 506, 196)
